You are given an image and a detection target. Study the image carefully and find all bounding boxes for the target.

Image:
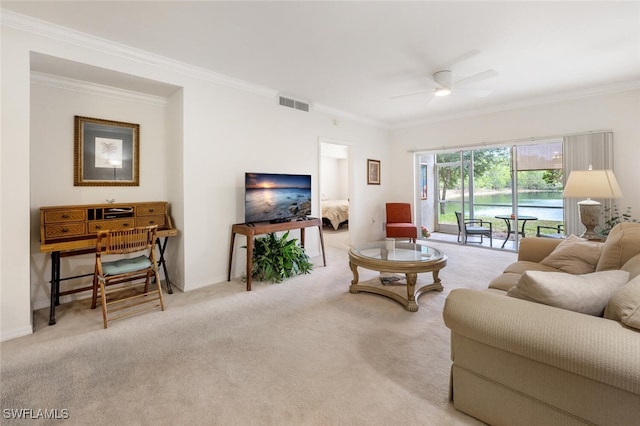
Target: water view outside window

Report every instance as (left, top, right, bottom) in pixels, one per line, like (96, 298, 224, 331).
(434, 142, 564, 238)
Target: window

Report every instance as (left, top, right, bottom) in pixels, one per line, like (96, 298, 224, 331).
(417, 132, 613, 250)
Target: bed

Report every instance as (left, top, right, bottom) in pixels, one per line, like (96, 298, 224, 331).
(321, 199, 349, 230)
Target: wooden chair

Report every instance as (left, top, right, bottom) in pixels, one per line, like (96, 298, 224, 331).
(386, 203, 417, 243)
(455, 211, 493, 247)
(91, 225, 165, 328)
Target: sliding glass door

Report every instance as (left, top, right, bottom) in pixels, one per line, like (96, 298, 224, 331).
(426, 139, 565, 248)
(434, 152, 468, 235)
(434, 147, 516, 234)
(514, 141, 564, 226)
(418, 132, 614, 249)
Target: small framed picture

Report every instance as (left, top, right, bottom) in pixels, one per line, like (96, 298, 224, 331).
(367, 159, 381, 185)
(74, 116, 140, 186)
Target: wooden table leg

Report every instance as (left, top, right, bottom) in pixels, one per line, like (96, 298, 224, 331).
(405, 273, 419, 312)
(317, 224, 327, 266)
(227, 231, 236, 281)
(413, 269, 445, 304)
(49, 251, 60, 325)
(245, 235, 253, 291)
(348, 262, 360, 292)
(433, 269, 441, 285)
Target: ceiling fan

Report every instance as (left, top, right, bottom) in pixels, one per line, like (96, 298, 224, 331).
(390, 50, 498, 102)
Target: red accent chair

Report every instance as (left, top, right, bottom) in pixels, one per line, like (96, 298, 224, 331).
(385, 203, 417, 243)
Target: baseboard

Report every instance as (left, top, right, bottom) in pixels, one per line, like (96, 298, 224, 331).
(1, 324, 33, 342)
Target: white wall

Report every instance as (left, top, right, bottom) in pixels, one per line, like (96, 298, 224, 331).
(1, 24, 32, 341)
(321, 157, 349, 200)
(1, 17, 391, 340)
(182, 83, 389, 288)
(390, 90, 640, 223)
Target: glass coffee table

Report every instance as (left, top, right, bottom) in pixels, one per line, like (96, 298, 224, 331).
(348, 241, 447, 312)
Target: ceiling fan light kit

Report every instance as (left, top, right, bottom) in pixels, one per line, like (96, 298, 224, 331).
(390, 50, 499, 103)
(433, 70, 453, 87)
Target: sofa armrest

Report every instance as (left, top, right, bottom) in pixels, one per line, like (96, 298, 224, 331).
(443, 288, 640, 395)
(517, 237, 562, 262)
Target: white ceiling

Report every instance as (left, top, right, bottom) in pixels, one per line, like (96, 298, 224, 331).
(4, 1, 640, 128)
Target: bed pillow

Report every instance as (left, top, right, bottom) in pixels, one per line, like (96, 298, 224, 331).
(540, 234, 603, 275)
(507, 270, 629, 316)
(603, 275, 640, 330)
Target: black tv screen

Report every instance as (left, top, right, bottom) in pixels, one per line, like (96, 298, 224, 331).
(245, 173, 312, 223)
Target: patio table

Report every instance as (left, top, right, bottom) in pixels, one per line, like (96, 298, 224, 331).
(495, 214, 538, 249)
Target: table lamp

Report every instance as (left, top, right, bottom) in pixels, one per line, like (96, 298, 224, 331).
(563, 166, 623, 239)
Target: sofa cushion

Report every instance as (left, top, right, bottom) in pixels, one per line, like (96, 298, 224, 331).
(504, 261, 563, 275)
(506, 270, 629, 316)
(488, 261, 563, 292)
(604, 275, 640, 330)
(621, 253, 640, 280)
(488, 272, 524, 292)
(596, 225, 640, 272)
(539, 234, 603, 275)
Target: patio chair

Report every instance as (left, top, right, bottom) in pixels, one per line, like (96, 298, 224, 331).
(455, 211, 493, 247)
(536, 224, 565, 239)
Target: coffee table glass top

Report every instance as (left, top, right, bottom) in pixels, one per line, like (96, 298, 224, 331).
(351, 241, 443, 263)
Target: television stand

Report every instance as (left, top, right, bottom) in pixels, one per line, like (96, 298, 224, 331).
(227, 217, 326, 291)
(269, 218, 291, 224)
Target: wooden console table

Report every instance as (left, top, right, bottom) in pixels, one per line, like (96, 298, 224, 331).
(227, 217, 326, 291)
(40, 201, 178, 325)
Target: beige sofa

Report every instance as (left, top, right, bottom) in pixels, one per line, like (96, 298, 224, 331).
(443, 223, 640, 425)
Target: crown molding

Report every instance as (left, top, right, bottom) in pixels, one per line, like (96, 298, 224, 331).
(7, 9, 635, 132)
(30, 72, 170, 107)
(4, 10, 384, 128)
(2, 10, 277, 99)
(392, 79, 640, 130)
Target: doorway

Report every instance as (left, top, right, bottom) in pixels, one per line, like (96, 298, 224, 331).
(319, 140, 350, 248)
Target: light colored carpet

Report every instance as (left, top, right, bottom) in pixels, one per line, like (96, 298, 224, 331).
(0, 234, 516, 425)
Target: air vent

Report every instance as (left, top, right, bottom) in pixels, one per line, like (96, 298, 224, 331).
(279, 96, 295, 108)
(278, 95, 309, 112)
(294, 100, 309, 112)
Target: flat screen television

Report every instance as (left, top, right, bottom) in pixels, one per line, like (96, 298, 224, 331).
(245, 172, 312, 224)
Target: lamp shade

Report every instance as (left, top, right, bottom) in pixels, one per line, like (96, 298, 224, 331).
(563, 169, 623, 199)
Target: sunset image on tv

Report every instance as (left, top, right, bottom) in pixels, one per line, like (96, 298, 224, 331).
(245, 173, 312, 223)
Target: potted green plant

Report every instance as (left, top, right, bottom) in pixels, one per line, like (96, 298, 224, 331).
(247, 231, 312, 283)
(598, 205, 638, 237)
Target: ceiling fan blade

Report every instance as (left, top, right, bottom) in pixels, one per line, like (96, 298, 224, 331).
(424, 94, 435, 106)
(453, 69, 499, 88)
(389, 89, 435, 100)
(436, 49, 481, 70)
(456, 88, 493, 98)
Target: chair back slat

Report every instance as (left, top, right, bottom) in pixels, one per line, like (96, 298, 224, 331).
(97, 225, 158, 255)
(92, 224, 164, 329)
